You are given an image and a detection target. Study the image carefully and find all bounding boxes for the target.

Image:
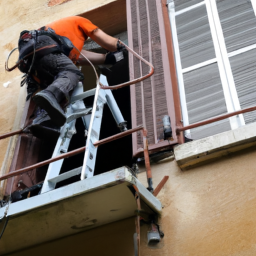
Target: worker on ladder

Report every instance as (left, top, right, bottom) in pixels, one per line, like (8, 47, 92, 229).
(15, 16, 125, 139)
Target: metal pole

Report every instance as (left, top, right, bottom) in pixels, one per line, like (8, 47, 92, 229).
(0, 129, 23, 140)
(176, 105, 256, 134)
(142, 129, 154, 192)
(0, 147, 86, 182)
(153, 176, 169, 197)
(0, 125, 144, 182)
(95, 125, 143, 147)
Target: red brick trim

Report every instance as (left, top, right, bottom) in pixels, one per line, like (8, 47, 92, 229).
(48, 0, 72, 7)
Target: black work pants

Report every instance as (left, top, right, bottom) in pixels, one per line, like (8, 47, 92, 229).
(35, 52, 82, 102)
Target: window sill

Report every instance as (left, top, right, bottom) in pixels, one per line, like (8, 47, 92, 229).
(174, 122, 256, 170)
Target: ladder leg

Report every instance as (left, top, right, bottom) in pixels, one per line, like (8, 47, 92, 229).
(101, 74, 127, 131)
(41, 83, 87, 193)
(81, 85, 105, 180)
(81, 74, 128, 179)
(40, 117, 77, 193)
(105, 92, 127, 131)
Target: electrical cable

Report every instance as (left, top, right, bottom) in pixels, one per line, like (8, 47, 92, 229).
(73, 45, 100, 82)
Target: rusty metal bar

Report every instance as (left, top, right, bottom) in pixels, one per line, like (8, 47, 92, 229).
(0, 125, 144, 182)
(0, 147, 86, 182)
(161, 0, 184, 144)
(153, 176, 169, 197)
(142, 129, 153, 192)
(95, 125, 143, 146)
(176, 105, 256, 134)
(0, 107, 143, 143)
(74, 41, 154, 91)
(0, 129, 24, 140)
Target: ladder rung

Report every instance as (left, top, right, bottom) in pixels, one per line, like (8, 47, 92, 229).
(47, 166, 82, 184)
(66, 108, 92, 123)
(70, 88, 96, 103)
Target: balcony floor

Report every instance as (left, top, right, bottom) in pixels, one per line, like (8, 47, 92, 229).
(0, 167, 161, 255)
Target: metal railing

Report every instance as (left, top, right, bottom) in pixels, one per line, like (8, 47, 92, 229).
(0, 125, 154, 191)
(176, 105, 256, 136)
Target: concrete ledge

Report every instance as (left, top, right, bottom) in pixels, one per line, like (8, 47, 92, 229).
(174, 122, 256, 170)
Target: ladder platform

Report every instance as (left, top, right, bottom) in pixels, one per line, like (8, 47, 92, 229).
(0, 167, 161, 255)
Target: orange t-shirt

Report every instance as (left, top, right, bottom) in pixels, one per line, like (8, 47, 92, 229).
(45, 16, 98, 62)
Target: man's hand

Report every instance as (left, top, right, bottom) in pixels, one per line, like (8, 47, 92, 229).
(104, 40, 128, 65)
(104, 50, 125, 65)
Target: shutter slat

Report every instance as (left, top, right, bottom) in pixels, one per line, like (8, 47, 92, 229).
(184, 63, 231, 139)
(176, 5, 216, 69)
(217, 0, 256, 53)
(128, 0, 178, 154)
(230, 49, 256, 124)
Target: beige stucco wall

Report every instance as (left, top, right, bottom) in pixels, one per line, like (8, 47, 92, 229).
(138, 146, 256, 256)
(0, 0, 117, 196)
(6, 145, 256, 256)
(2, 1, 256, 255)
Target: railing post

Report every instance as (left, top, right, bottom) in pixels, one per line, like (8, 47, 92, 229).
(142, 129, 154, 192)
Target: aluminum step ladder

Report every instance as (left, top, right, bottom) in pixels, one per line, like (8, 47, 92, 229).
(41, 75, 127, 193)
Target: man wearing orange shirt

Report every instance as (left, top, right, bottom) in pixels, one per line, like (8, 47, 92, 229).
(18, 16, 124, 138)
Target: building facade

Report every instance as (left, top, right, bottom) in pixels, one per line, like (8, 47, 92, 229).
(1, 0, 256, 255)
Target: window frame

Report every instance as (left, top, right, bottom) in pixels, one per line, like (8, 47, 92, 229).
(168, 0, 256, 139)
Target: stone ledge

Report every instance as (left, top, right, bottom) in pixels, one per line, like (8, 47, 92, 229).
(174, 122, 256, 170)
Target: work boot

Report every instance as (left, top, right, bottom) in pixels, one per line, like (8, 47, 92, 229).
(33, 90, 66, 127)
(28, 108, 60, 140)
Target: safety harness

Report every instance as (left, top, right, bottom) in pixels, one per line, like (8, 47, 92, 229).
(6, 27, 82, 100)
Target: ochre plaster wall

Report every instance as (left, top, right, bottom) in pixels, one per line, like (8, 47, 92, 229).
(138, 146, 256, 256)
(6, 146, 256, 256)
(8, 217, 135, 256)
(0, 0, 117, 196)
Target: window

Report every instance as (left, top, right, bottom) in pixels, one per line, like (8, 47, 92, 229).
(169, 0, 256, 139)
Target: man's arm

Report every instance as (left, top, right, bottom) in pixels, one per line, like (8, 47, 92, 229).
(90, 29, 118, 52)
(77, 50, 106, 65)
(77, 28, 121, 65)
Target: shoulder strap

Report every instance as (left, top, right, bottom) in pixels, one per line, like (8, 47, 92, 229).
(38, 28, 74, 57)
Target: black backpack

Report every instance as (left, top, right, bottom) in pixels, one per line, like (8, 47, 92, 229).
(18, 27, 74, 73)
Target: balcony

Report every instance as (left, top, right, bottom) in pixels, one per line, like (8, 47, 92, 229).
(0, 167, 161, 255)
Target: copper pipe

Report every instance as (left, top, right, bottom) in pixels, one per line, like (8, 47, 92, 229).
(176, 105, 256, 134)
(0, 146, 86, 182)
(95, 125, 143, 146)
(99, 41, 154, 90)
(0, 129, 23, 140)
(0, 125, 144, 182)
(6, 41, 153, 90)
(142, 129, 153, 192)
